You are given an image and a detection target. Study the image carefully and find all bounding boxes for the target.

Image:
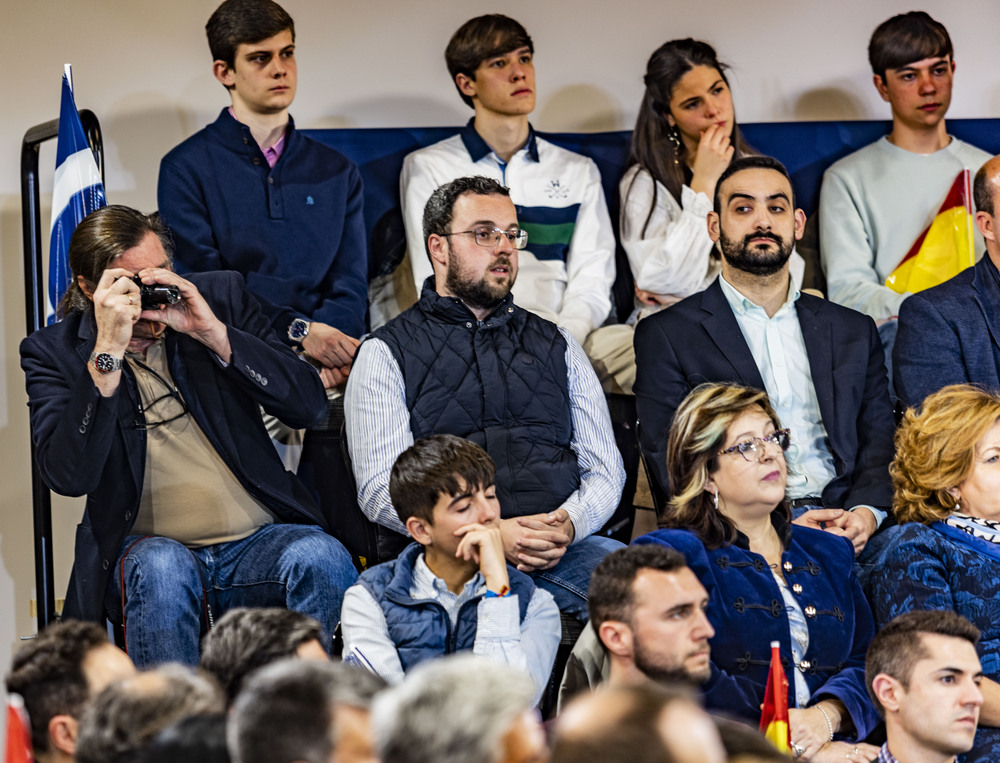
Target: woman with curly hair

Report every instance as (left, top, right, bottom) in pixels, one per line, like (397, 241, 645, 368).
(866, 384, 1000, 762)
(636, 382, 879, 763)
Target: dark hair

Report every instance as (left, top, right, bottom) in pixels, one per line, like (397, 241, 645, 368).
(390, 434, 496, 526)
(142, 713, 230, 763)
(868, 11, 952, 81)
(866, 610, 980, 715)
(4, 621, 110, 754)
(664, 383, 790, 548)
(974, 160, 996, 218)
(206, 0, 294, 71)
(230, 659, 383, 763)
(422, 176, 511, 261)
(587, 545, 688, 629)
(58, 205, 174, 317)
(624, 39, 752, 238)
(200, 608, 324, 704)
(445, 15, 533, 109)
(713, 155, 794, 215)
(76, 664, 224, 763)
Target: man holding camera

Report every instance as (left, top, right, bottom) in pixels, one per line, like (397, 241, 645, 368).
(20, 205, 358, 668)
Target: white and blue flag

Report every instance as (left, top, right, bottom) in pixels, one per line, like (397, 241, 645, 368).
(47, 64, 106, 323)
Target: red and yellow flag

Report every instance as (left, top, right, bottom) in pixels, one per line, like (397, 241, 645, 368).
(5, 695, 34, 763)
(885, 169, 975, 294)
(759, 641, 792, 754)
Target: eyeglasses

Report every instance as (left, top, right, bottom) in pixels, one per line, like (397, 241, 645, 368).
(130, 357, 190, 430)
(717, 429, 790, 463)
(442, 226, 529, 250)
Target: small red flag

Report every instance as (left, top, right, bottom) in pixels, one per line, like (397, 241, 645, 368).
(759, 641, 791, 754)
(5, 694, 34, 763)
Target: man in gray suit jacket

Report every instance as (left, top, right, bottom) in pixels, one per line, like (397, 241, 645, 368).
(634, 156, 895, 556)
(895, 155, 1000, 407)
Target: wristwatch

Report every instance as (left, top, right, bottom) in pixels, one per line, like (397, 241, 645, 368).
(288, 318, 310, 343)
(90, 351, 123, 374)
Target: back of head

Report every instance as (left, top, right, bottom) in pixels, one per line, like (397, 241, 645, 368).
(59, 205, 173, 317)
(629, 38, 750, 215)
(868, 11, 952, 80)
(866, 609, 980, 715)
(200, 607, 323, 704)
(552, 683, 696, 763)
(372, 654, 535, 763)
(142, 713, 230, 763)
(422, 175, 511, 259)
(713, 155, 793, 215)
(445, 15, 533, 109)
(974, 158, 1000, 218)
(206, 0, 294, 69)
(390, 434, 496, 526)
(76, 664, 224, 763)
(588, 544, 688, 631)
(229, 658, 383, 763)
(4, 620, 110, 755)
(665, 382, 787, 547)
(891, 384, 1000, 524)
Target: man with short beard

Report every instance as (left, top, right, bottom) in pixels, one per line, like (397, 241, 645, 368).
(346, 176, 625, 621)
(634, 156, 894, 557)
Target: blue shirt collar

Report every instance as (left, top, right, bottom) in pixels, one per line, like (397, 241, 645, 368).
(459, 117, 540, 163)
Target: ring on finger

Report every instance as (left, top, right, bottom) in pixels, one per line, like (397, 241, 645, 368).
(128, 295, 134, 305)
(792, 742, 805, 757)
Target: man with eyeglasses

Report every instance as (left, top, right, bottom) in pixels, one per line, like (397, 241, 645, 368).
(634, 156, 895, 557)
(20, 205, 358, 668)
(346, 176, 625, 621)
(391, 15, 631, 394)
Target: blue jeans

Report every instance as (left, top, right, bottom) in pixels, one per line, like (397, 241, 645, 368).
(109, 524, 357, 668)
(531, 535, 624, 621)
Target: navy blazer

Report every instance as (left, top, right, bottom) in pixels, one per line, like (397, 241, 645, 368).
(20, 271, 328, 622)
(894, 255, 1000, 407)
(636, 524, 880, 739)
(633, 278, 894, 510)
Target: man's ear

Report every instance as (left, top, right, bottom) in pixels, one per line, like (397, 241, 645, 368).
(597, 621, 634, 659)
(427, 234, 449, 269)
(793, 208, 807, 242)
(976, 210, 996, 245)
(872, 673, 903, 714)
(213, 60, 236, 89)
(873, 73, 890, 102)
(707, 211, 721, 244)
(406, 516, 433, 546)
(49, 714, 79, 755)
(455, 72, 477, 100)
(77, 274, 95, 300)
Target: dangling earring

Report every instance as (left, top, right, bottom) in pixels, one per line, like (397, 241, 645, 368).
(667, 125, 682, 166)
(713, 490, 719, 512)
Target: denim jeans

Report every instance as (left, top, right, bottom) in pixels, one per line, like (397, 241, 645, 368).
(109, 523, 357, 668)
(531, 534, 624, 621)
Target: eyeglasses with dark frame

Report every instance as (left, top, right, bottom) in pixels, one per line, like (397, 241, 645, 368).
(130, 357, 190, 430)
(442, 226, 529, 250)
(716, 428, 790, 463)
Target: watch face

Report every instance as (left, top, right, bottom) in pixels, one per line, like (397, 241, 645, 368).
(93, 353, 121, 374)
(289, 319, 309, 342)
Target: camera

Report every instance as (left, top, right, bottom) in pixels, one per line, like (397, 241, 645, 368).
(131, 276, 181, 309)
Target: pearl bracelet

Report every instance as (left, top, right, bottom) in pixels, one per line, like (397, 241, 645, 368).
(815, 704, 834, 742)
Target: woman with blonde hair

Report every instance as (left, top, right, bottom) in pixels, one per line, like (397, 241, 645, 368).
(636, 383, 879, 763)
(867, 384, 1000, 762)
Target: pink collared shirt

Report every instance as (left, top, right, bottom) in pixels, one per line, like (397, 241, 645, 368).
(228, 107, 286, 168)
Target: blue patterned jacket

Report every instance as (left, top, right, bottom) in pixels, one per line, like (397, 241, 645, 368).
(866, 521, 1000, 763)
(636, 520, 879, 740)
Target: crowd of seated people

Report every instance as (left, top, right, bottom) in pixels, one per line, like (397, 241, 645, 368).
(12, 0, 1000, 760)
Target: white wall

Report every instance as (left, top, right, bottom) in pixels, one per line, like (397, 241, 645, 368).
(3, 0, 998, 699)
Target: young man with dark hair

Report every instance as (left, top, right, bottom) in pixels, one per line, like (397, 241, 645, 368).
(820, 12, 990, 328)
(397, 15, 631, 392)
(346, 177, 625, 622)
(560, 544, 714, 707)
(158, 0, 366, 390)
(635, 156, 895, 555)
(4, 621, 135, 763)
(229, 659, 385, 763)
(200, 607, 328, 704)
(341, 435, 560, 705)
(867, 610, 984, 763)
